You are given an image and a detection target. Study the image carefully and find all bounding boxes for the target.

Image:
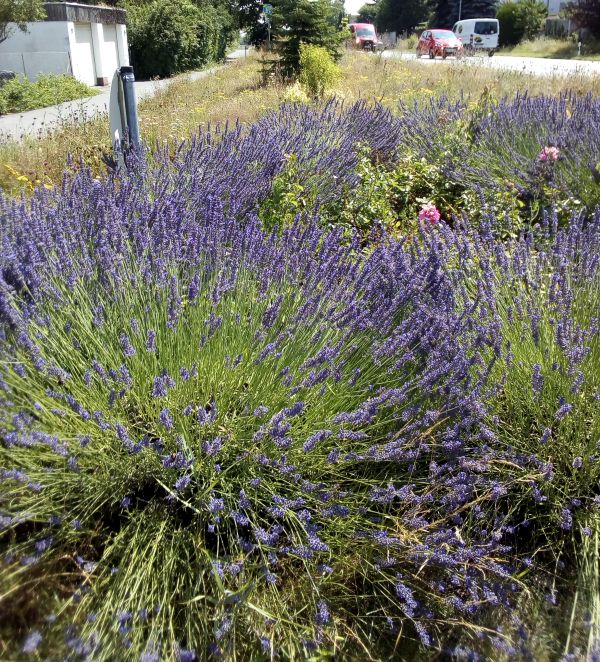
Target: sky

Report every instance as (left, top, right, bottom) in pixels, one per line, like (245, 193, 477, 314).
(345, 0, 367, 16)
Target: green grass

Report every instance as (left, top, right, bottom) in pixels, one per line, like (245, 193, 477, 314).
(0, 74, 99, 115)
(499, 37, 600, 60)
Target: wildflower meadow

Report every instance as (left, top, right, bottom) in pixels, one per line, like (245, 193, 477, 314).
(0, 96, 599, 660)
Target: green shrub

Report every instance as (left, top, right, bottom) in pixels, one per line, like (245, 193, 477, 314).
(128, 0, 203, 79)
(127, 0, 237, 79)
(272, 0, 346, 79)
(497, 0, 548, 46)
(298, 43, 341, 97)
(0, 74, 98, 115)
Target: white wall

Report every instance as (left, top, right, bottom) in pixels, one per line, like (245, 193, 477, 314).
(0, 22, 71, 79)
(0, 19, 129, 86)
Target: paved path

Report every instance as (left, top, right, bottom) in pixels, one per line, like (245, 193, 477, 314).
(383, 51, 600, 77)
(0, 49, 248, 143)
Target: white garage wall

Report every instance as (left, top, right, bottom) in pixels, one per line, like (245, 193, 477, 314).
(102, 24, 119, 79)
(0, 22, 71, 80)
(1, 18, 130, 87)
(69, 22, 96, 86)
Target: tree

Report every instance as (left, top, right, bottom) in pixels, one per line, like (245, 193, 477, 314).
(567, 0, 600, 38)
(377, 0, 430, 33)
(430, 0, 497, 28)
(0, 0, 46, 45)
(357, 1, 379, 23)
(496, 0, 546, 46)
(272, 0, 346, 78)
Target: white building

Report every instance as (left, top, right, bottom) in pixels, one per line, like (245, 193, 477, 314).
(0, 2, 129, 87)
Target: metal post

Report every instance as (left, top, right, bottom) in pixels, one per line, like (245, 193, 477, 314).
(458, 0, 462, 21)
(118, 66, 140, 149)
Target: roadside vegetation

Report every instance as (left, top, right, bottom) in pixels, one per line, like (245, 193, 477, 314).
(499, 36, 600, 59)
(3, 50, 600, 193)
(1, 1, 600, 658)
(1, 69, 599, 660)
(0, 74, 98, 116)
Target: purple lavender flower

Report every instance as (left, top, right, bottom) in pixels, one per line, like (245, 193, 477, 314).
(119, 333, 136, 358)
(152, 376, 168, 398)
(174, 475, 191, 492)
(159, 408, 174, 430)
(555, 402, 573, 421)
(531, 364, 544, 395)
(315, 600, 330, 626)
(177, 648, 197, 662)
(22, 631, 42, 653)
(146, 330, 157, 353)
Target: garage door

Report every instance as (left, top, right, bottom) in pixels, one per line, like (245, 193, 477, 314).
(102, 24, 119, 78)
(72, 23, 96, 86)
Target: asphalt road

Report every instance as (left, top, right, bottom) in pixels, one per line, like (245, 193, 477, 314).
(0, 48, 248, 143)
(383, 51, 600, 77)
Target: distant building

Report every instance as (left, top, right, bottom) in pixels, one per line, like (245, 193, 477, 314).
(0, 2, 129, 86)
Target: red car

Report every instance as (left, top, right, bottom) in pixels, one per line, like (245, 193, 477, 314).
(349, 23, 383, 51)
(416, 29, 464, 59)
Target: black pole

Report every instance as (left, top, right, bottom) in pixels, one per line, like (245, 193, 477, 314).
(119, 66, 140, 149)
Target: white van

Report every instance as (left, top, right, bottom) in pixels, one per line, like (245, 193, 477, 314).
(452, 18, 499, 56)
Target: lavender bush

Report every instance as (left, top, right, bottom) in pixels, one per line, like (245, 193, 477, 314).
(397, 93, 600, 231)
(0, 100, 598, 659)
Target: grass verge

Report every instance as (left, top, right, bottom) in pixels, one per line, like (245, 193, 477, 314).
(498, 37, 600, 60)
(0, 74, 99, 116)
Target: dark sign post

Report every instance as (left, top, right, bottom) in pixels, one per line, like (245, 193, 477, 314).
(109, 65, 141, 166)
(119, 66, 140, 149)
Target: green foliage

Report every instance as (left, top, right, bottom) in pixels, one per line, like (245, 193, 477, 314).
(376, 0, 429, 33)
(517, 0, 548, 40)
(271, 0, 346, 78)
(0, 74, 98, 115)
(127, 0, 237, 79)
(497, 2, 524, 46)
(357, 1, 379, 24)
(259, 154, 312, 230)
(0, 0, 45, 44)
(324, 148, 400, 237)
(497, 0, 548, 46)
(298, 43, 341, 97)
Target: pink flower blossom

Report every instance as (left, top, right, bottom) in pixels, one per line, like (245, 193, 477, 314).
(538, 146, 560, 163)
(418, 203, 441, 224)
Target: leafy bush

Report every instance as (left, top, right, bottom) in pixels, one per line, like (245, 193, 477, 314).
(298, 43, 341, 97)
(497, 0, 548, 46)
(406, 33, 418, 49)
(127, 0, 237, 79)
(127, 0, 203, 78)
(271, 0, 346, 79)
(281, 81, 310, 105)
(0, 74, 98, 115)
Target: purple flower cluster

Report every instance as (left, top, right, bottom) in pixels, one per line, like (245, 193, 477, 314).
(0, 99, 597, 660)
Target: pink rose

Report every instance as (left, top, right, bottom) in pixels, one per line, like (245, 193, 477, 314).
(418, 203, 441, 224)
(538, 146, 560, 163)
